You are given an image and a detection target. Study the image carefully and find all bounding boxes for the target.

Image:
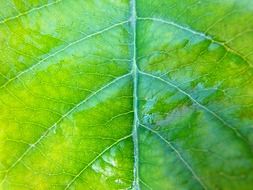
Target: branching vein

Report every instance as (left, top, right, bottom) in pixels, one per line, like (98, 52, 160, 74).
(64, 134, 132, 190)
(0, 20, 129, 90)
(140, 123, 207, 190)
(139, 70, 247, 143)
(137, 17, 252, 68)
(1, 73, 131, 184)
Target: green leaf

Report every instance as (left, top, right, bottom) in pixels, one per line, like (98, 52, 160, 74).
(1, 0, 253, 189)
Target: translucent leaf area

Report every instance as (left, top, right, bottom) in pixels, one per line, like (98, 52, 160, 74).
(1, 0, 253, 189)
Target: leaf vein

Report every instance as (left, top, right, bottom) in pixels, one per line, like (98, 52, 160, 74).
(139, 71, 247, 143)
(1, 73, 131, 183)
(64, 134, 132, 190)
(140, 123, 208, 190)
(137, 17, 252, 68)
(0, 20, 129, 90)
(0, 0, 63, 25)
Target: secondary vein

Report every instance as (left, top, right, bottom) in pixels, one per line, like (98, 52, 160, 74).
(0, 20, 129, 90)
(137, 17, 252, 68)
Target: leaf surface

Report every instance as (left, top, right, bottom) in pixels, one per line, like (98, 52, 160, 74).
(1, 0, 253, 189)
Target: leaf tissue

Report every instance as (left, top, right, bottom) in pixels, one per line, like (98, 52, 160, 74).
(0, 0, 253, 189)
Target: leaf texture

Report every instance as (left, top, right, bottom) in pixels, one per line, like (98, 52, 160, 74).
(0, 0, 253, 189)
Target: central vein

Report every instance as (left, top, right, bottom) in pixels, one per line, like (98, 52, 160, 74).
(130, 0, 140, 189)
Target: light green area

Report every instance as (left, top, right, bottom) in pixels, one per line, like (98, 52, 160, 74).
(0, 0, 253, 189)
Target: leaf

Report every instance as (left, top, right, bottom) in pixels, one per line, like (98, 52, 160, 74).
(0, 0, 253, 189)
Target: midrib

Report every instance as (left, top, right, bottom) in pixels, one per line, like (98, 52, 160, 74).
(130, 0, 140, 189)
